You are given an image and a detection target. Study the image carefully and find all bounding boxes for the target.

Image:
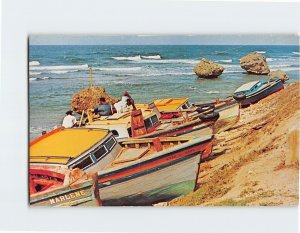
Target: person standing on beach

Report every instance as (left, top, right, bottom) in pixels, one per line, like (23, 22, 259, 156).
(93, 97, 113, 116)
(62, 110, 77, 128)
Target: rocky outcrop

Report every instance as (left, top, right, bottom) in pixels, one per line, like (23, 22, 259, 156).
(240, 52, 270, 75)
(71, 86, 118, 112)
(193, 58, 224, 79)
(268, 69, 289, 83)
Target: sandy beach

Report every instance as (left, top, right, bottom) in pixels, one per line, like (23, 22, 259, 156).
(157, 82, 299, 206)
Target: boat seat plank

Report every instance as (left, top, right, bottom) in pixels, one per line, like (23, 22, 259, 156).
(155, 123, 171, 130)
(113, 148, 149, 164)
(106, 112, 130, 120)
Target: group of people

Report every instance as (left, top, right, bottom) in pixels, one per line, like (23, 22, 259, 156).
(62, 92, 135, 128)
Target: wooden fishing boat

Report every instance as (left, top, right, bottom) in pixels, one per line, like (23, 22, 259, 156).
(84, 106, 217, 150)
(30, 127, 213, 206)
(147, 97, 240, 133)
(233, 79, 284, 107)
(153, 98, 195, 119)
(30, 165, 101, 207)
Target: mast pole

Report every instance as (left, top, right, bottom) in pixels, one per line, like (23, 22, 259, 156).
(89, 65, 94, 88)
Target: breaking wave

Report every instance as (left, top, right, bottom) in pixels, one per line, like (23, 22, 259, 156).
(112, 55, 142, 61)
(292, 52, 300, 55)
(94, 67, 143, 72)
(29, 71, 42, 76)
(49, 70, 79, 74)
(256, 51, 266, 54)
(29, 61, 40, 66)
(30, 64, 88, 71)
(112, 55, 161, 61)
(205, 90, 220, 94)
(29, 77, 50, 81)
(141, 55, 161, 59)
(215, 59, 233, 63)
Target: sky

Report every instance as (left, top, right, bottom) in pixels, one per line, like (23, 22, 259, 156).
(29, 34, 299, 45)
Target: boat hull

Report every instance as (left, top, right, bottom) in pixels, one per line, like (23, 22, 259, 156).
(99, 154, 200, 206)
(97, 140, 207, 206)
(142, 120, 213, 138)
(214, 103, 240, 133)
(30, 177, 100, 207)
(239, 80, 284, 107)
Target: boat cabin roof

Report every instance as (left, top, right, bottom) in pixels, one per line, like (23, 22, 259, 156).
(87, 108, 156, 127)
(234, 81, 260, 93)
(153, 98, 190, 111)
(30, 128, 110, 164)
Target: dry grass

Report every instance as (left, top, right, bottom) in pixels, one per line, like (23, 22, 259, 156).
(165, 82, 299, 207)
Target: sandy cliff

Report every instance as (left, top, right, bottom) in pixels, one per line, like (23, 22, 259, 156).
(164, 82, 299, 206)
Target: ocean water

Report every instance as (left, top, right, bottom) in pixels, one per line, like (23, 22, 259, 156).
(29, 45, 300, 139)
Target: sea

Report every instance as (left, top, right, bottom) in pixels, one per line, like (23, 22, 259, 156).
(29, 45, 300, 139)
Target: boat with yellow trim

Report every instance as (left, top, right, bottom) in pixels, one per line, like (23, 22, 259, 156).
(149, 97, 240, 133)
(30, 127, 213, 206)
(84, 104, 216, 158)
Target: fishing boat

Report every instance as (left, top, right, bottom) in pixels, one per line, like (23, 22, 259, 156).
(153, 98, 196, 119)
(30, 127, 213, 206)
(149, 97, 240, 133)
(233, 79, 284, 107)
(30, 165, 101, 207)
(84, 106, 217, 155)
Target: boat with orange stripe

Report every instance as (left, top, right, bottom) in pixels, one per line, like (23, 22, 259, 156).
(29, 127, 212, 206)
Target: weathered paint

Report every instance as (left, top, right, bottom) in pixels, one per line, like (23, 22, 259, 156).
(98, 154, 200, 206)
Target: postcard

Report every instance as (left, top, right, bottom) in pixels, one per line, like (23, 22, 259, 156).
(28, 34, 299, 207)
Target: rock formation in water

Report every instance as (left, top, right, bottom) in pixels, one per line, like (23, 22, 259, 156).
(71, 86, 118, 112)
(268, 69, 289, 83)
(193, 58, 224, 79)
(240, 52, 270, 75)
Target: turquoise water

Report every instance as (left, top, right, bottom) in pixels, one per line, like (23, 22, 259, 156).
(29, 45, 300, 139)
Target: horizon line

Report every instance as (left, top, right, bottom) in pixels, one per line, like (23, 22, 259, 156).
(29, 44, 299, 46)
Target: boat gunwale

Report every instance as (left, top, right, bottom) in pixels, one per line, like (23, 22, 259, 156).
(97, 135, 212, 178)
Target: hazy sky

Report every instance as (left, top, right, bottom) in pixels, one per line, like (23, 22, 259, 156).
(29, 34, 299, 45)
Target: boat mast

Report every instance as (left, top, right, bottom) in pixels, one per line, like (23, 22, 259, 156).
(89, 65, 94, 88)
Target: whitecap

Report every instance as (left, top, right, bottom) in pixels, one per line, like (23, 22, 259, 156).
(205, 90, 220, 94)
(141, 55, 161, 59)
(144, 72, 195, 77)
(143, 59, 198, 64)
(29, 71, 42, 76)
(112, 55, 142, 61)
(292, 52, 300, 55)
(30, 64, 88, 71)
(94, 67, 142, 72)
(256, 51, 266, 54)
(266, 58, 274, 62)
(31, 77, 50, 81)
(223, 70, 243, 74)
(49, 70, 79, 74)
(29, 61, 40, 66)
(215, 59, 232, 63)
(277, 67, 300, 72)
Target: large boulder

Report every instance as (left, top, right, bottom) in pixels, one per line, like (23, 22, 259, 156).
(193, 58, 224, 79)
(71, 86, 118, 112)
(268, 69, 289, 83)
(240, 52, 270, 75)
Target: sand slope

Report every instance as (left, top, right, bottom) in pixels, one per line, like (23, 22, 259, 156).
(163, 82, 299, 206)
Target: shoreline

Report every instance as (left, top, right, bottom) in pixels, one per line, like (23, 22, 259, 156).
(156, 82, 299, 206)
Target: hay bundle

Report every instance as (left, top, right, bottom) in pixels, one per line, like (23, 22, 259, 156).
(71, 86, 118, 112)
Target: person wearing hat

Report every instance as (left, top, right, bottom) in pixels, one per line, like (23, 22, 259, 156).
(62, 110, 77, 128)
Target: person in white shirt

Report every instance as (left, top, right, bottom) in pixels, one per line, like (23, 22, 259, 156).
(62, 110, 77, 128)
